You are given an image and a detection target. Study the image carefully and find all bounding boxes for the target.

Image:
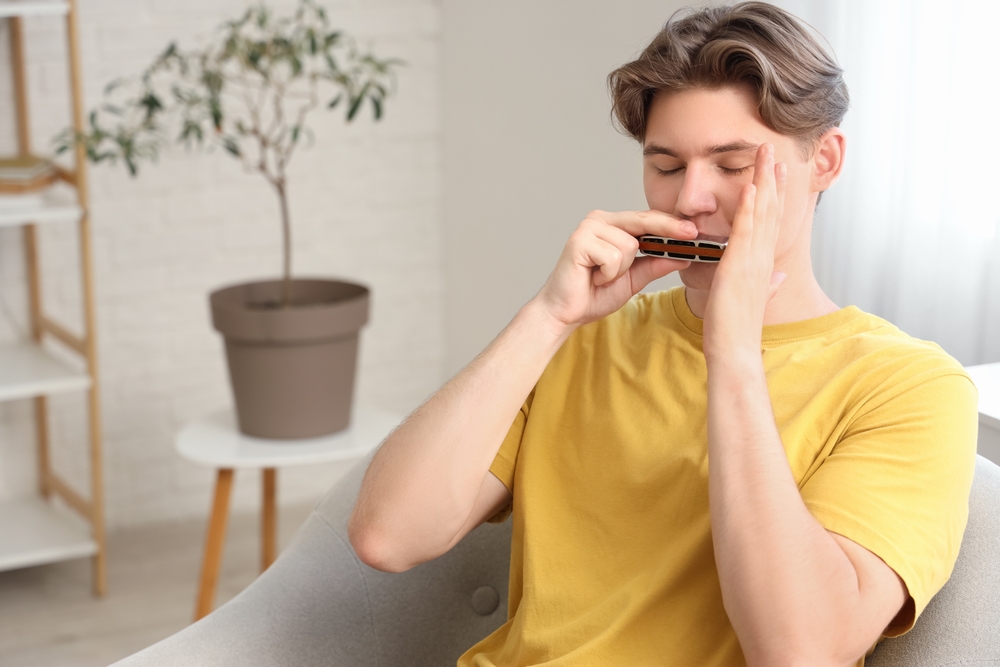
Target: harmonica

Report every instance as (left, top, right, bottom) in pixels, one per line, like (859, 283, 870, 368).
(636, 235, 728, 263)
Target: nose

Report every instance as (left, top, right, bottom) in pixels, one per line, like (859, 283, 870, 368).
(674, 163, 717, 221)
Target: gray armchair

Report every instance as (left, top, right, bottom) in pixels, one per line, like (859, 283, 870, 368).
(111, 456, 1000, 666)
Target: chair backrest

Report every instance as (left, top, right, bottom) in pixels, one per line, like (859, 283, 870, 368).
(865, 454, 1000, 665)
(109, 456, 999, 667)
(333, 455, 1000, 666)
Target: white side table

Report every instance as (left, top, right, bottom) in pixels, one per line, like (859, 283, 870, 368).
(176, 404, 401, 621)
(966, 363, 1000, 466)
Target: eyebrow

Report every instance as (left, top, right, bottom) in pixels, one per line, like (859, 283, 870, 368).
(642, 140, 759, 158)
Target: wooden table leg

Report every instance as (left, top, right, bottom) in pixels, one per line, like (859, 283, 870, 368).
(262, 468, 277, 572)
(194, 468, 234, 622)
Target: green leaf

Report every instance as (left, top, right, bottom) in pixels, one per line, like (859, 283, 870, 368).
(223, 136, 241, 157)
(346, 81, 371, 121)
(209, 98, 223, 131)
(327, 94, 342, 109)
(179, 119, 204, 144)
(372, 96, 382, 120)
(139, 92, 163, 121)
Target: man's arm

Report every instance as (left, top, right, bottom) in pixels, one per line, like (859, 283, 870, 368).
(349, 301, 567, 572)
(349, 210, 696, 572)
(707, 358, 907, 665)
(702, 144, 906, 666)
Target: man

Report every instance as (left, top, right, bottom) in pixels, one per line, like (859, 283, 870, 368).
(348, 3, 978, 666)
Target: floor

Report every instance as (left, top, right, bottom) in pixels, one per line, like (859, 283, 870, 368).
(0, 502, 315, 667)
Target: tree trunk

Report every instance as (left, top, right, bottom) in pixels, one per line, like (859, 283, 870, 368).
(275, 179, 292, 307)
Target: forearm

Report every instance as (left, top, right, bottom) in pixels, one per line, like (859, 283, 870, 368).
(706, 355, 861, 666)
(349, 298, 573, 569)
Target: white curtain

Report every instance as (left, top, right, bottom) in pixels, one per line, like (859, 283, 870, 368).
(775, 0, 1000, 365)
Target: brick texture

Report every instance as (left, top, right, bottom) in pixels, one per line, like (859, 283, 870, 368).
(0, 0, 443, 528)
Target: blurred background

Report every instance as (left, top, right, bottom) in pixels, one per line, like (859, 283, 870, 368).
(0, 0, 997, 664)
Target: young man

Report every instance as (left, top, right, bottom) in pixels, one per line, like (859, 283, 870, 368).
(348, 3, 978, 666)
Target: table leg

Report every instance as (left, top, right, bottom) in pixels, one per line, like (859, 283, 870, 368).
(194, 468, 234, 622)
(262, 467, 277, 572)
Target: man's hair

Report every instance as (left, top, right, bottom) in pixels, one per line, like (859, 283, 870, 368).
(608, 2, 849, 154)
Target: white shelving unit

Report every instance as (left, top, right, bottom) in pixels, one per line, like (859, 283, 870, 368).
(0, 342, 91, 401)
(1, 0, 108, 595)
(0, 196, 83, 228)
(0, 1, 70, 19)
(0, 497, 96, 571)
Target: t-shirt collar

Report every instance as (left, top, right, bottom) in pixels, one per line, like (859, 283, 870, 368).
(669, 286, 863, 345)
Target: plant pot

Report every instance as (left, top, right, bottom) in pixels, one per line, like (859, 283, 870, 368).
(209, 278, 370, 439)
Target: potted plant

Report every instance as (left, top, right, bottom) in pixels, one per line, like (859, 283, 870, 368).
(58, 0, 400, 438)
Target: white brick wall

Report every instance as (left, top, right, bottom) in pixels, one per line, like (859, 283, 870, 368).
(0, 0, 443, 528)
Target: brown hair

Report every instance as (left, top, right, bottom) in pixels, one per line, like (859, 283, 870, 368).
(608, 2, 849, 153)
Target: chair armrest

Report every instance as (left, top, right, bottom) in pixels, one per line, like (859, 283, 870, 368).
(109, 511, 378, 667)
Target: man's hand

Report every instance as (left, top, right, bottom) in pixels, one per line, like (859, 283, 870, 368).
(702, 143, 787, 361)
(534, 210, 697, 332)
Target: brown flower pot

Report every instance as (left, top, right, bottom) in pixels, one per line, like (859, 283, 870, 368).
(209, 278, 370, 439)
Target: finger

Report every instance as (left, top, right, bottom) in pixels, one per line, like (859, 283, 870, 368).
(729, 183, 756, 247)
(582, 237, 626, 286)
(586, 209, 697, 239)
(751, 143, 770, 191)
(752, 144, 776, 243)
(628, 255, 690, 292)
(592, 224, 640, 278)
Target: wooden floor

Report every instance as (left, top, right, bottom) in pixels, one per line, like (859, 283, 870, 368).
(0, 502, 315, 667)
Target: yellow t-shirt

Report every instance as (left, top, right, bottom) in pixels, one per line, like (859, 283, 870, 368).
(458, 287, 978, 667)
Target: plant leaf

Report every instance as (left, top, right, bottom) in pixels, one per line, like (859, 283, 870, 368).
(346, 81, 371, 121)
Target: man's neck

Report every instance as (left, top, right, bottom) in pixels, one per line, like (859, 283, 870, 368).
(684, 245, 840, 325)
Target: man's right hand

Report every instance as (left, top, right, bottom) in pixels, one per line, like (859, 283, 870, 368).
(350, 209, 698, 573)
(533, 210, 699, 331)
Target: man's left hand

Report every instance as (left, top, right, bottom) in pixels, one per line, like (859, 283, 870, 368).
(702, 142, 787, 363)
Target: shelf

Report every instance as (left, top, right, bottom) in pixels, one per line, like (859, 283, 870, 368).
(3, 0, 106, 594)
(0, 189, 82, 229)
(0, 342, 91, 403)
(0, 1, 69, 18)
(0, 495, 97, 572)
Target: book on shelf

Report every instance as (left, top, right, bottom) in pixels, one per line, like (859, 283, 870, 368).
(0, 155, 57, 194)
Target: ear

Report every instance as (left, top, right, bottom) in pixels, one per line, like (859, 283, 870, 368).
(811, 127, 846, 194)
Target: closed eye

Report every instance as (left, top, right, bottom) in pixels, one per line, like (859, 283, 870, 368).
(653, 165, 754, 176)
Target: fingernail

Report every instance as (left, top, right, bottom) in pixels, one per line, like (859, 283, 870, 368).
(682, 222, 697, 234)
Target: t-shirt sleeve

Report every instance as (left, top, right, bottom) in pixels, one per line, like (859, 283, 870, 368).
(486, 388, 534, 524)
(799, 370, 979, 636)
